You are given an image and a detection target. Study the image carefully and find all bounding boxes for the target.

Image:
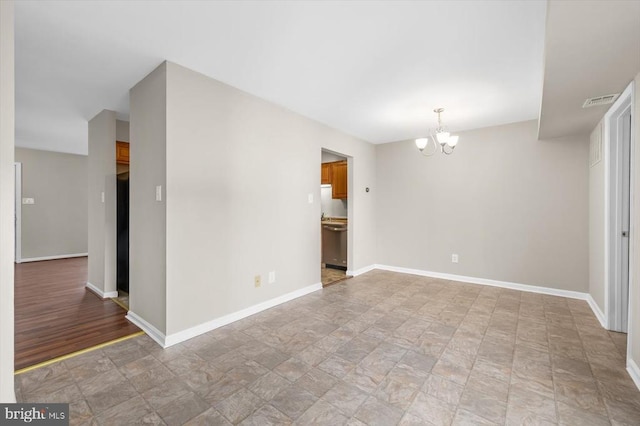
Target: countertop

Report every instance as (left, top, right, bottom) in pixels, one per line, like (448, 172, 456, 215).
(321, 217, 347, 226)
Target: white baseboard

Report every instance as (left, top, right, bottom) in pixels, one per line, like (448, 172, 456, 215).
(374, 264, 590, 300)
(126, 311, 168, 348)
(163, 282, 323, 347)
(85, 282, 118, 299)
(586, 294, 608, 329)
(19, 252, 88, 263)
(126, 282, 323, 349)
(346, 264, 376, 277)
(344, 264, 612, 343)
(373, 265, 615, 333)
(627, 358, 640, 391)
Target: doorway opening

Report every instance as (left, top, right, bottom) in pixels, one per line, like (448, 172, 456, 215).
(606, 81, 634, 334)
(115, 143, 130, 309)
(320, 149, 352, 287)
(116, 171, 129, 308)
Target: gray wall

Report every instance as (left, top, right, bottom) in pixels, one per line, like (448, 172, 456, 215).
(164, 61, 376, 334)
(15, 148, 88, 259)
(116, 119, 130, 142)
(129, 63, 167, 334)
(0, 0, 14, 402)
(589, 120, 605, 312)
(320, 186, 347, 218)
(131, 61, 376, 338)
(87, 110, 117, 294)
(376, 120, 589, 292)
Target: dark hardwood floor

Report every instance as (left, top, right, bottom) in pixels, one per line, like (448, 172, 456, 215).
(14, 257, 140, 370)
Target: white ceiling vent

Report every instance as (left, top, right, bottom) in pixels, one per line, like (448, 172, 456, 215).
(582, 94, 620, 108)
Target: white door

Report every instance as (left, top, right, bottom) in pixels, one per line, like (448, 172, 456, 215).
(620, 108, 632, 332)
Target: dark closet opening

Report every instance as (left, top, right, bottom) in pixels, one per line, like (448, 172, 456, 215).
(117, 172, 129, 297)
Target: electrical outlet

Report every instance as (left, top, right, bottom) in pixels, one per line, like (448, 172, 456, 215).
(254, 275, 261, 288)
(268, 271, 276, 284)
(452, 254, 459, 263)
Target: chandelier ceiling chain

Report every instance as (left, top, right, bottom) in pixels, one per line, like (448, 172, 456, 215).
(415, 108, 459, 156)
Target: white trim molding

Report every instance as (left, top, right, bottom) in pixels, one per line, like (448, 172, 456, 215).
(604, 81, 635, 332)
(374, 264, 590, 300)
(127, 282, 323, 349)
(20, 253, 88, 263)
(586, 294, 608, 329)
(372, 265, 621, 333)
(627, 358, 640, 391)
(321, 264, 609, 331)
(346, 264, 376, 277)
(14, 162, 21, 263)
(126, 311, 167, 348)
(164, 282, 323, 347)
(85, 281, 118, 299)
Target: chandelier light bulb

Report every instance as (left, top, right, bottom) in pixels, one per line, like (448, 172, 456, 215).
(436, 131, 450, 145)
(415, 138, 429, 150)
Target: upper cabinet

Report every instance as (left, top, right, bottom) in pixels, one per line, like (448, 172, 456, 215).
(321, 159, 348, 199)
(321, 163, 332, 185)
(116, 141, 130, 165)
(331, 160, 348, 199)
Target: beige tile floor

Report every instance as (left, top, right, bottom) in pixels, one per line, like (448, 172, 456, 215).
(15, 270, 640, 425)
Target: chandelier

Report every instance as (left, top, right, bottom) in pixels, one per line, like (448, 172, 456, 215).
(415, 108, 459, 156)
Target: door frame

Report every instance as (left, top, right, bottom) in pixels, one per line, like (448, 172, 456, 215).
(604, 81, 635, 332)
(14, 162, 21, 264)
(320, 148, 352, 273)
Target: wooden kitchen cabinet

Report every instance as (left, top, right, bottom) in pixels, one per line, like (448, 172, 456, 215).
(321, 162, 332, 184)
(331, 160, 347, 199)
(116, 141, 130, 165)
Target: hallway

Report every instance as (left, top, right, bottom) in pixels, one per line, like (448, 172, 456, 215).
(14, 257, 140, 370)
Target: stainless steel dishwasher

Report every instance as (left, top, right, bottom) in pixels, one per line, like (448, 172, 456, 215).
(322, 223, 347, 269)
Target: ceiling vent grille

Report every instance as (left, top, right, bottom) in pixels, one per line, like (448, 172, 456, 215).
(583, 94, 619, 108)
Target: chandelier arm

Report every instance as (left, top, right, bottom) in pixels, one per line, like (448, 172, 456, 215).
(441, 144, 455, 155)
(420, 137, 438, 157)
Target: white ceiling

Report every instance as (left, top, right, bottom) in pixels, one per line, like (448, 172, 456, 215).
(15, 0, 547, 155)
(539, 0, 640, 139)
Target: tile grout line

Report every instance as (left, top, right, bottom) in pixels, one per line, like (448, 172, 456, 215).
(576, 305, 616, 423)
(546, 298, 562, 426)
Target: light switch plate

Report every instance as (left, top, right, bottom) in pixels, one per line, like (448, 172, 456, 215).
(101, 192, 105, 203)
(156, 185, 162, 202)
(308, 193, 313, 203)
